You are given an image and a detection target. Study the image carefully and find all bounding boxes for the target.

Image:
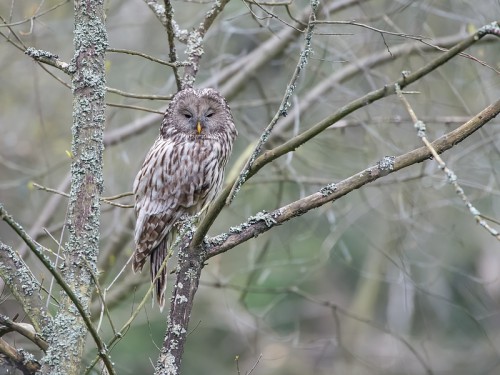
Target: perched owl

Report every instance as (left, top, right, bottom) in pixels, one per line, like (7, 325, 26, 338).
(133, 88, 237, 310)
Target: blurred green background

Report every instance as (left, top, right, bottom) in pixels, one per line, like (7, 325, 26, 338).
(1, 0, 499, 374)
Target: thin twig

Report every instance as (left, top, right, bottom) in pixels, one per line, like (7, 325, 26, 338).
(191, 22, 500, 250)
(32, 183, 134, 208)
(85, 248, 174, 375)
(106, 87, 172, 100)
(204, 99, 500, 257)
(0, 0, 69, 28)
(0, 205, 115, 374)
(0, 315, 48, 351)
(107, 102, 164, 115)
(163, 0, 182, 90)
(313, 20, 428, 41)
(102, 191, 134, 201)
(227, 0, 319, 204)
(395, 83, 500, 240)
(107, 47, 183, 67)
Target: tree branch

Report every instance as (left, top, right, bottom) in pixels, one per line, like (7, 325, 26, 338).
(163, 0, 182, 90)
(205, 98, 500, 257)
(40, 0, 113, 374)
(24, 47, 72, 74)
(0, 206, 114, 374)
(395, 84, 500, 240)
(0, 314, 48, 351)
(182, 0, 232, 87)
(227, 0, 319, 203)
(250, 21, 500, 181)
(154, 243, 204, 375)
(190, 21, 500, 250)
(0, 338, 40, 375)
(0, 241, 50, 333)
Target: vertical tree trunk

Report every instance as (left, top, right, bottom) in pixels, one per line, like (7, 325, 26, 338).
(41, 1, 107, 373)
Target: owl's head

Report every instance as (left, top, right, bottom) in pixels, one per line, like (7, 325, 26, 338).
(161, 88, 237, 140)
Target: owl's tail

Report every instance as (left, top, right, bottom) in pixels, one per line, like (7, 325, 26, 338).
(150, 238, 168, 312)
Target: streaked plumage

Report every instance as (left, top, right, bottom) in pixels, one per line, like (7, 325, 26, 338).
(132, 88, 237, 309)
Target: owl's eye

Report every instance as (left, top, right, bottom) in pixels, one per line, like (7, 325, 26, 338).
(183, 113, 192, 119)
(206, 112, 214, 118)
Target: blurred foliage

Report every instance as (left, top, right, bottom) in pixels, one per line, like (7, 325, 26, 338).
(0, 0, 499, 374)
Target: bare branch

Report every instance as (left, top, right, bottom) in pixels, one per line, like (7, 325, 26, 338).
(107, 102, 164, 115)
(107, 47, 182, 67)
(250, 23, 499, 179)
(0, 0, 69, 28)
(106, 87, 172, 100)
(32, 183, 134, 208)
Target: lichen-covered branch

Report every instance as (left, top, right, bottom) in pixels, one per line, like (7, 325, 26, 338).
(154, 243, 204, 375)
(182, 0, 231, 87)
(205, 98, 500, 257)
(395, 84, 500, 240)
(0, 314, 48, 351)
(143, 0, 168, 27)
(190, 22, 499, 250)
(25, 47, 72, 74)
(163, 0, 182, 89)
(251, 21, 499, 179)
(227, 0, 319, 204)
(0, 241, 49, 333)
(0, 338, 40, 375)
(40, 0, 111, 374)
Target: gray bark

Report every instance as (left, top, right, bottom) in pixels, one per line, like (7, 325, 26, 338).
(40, 1, 107, 373)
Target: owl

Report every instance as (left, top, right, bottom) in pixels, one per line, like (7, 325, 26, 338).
(132, 88, 237, 310)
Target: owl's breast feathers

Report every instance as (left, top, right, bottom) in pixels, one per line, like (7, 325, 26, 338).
(132, 135, 229, 271)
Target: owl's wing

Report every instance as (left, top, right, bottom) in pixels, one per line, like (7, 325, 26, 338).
(132, 137, 214, 271)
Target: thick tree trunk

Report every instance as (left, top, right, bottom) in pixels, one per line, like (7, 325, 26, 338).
(40, 1, 107, 373)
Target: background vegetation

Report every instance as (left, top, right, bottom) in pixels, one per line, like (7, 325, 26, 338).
(0, 0, 499, 374)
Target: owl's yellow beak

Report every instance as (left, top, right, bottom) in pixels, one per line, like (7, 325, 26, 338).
(196, 121, 202, 134)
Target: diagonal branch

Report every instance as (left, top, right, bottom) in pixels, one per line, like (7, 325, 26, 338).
(190, 21, 500, 249)
(0, 315, 48, 351)
(0, 338, 40, 375)
(0, 242, 50, 332)
(206, 98, 500, 257)
(395, 84, 500, 240)
(226, 0, 319, 204)
(0, 205, 114, 374)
